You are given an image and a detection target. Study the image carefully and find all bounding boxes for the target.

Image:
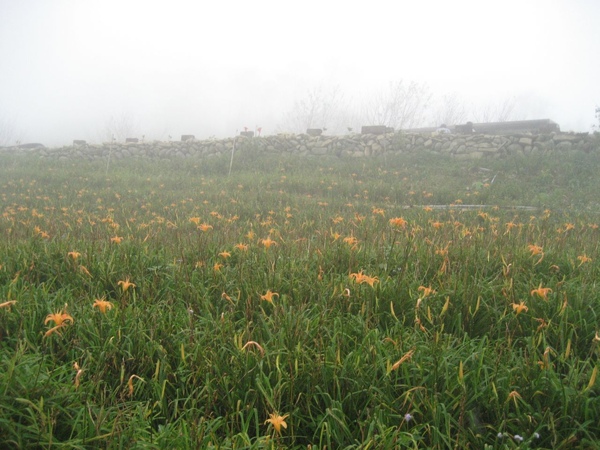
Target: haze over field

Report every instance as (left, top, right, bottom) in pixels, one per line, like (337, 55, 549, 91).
(1, 0, 599, 146)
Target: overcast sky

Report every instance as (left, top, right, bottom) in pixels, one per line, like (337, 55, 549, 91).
(1, 0, 599, 146)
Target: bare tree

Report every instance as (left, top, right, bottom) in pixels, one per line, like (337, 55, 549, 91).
(99, 113, 140, 142)
(472, 97, 523, 123)
(279, 85, 349, 134)
(0, 115, 22, 147)
(361, 81, 431, 129)
(430, 93, 467, 127)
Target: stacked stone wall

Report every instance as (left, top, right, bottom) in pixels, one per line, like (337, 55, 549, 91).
(2, 131, 597, 160)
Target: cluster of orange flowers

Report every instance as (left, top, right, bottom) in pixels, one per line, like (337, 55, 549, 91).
(349, 270, 379, 288)
(34, 253, 136, 337)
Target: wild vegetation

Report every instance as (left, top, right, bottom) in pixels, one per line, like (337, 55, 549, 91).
(1, 149, 599, 449)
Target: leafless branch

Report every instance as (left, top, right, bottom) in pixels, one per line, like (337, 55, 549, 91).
(361, 81, 431, 129)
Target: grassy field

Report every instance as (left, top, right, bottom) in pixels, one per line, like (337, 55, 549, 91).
(1, 149, 599, 449)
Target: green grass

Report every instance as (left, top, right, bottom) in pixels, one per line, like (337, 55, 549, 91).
(1, 149, 599, 449)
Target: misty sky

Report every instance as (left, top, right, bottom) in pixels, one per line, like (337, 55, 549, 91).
(1, 0, 599, 146)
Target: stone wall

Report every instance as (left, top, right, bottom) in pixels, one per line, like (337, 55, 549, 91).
(2, 131, 598, 160)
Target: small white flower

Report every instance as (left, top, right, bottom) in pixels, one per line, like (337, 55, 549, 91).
(513, 434, 524, 442)
(497, 432, 504, 439)
(533, 432, 540, 439)
(188, 308, 194, 315)
(404, 413, 413, 422)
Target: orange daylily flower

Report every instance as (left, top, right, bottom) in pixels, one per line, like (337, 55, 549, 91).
(577, 254, 592, 266)
(45, 307, 74, 327)
(218, 251, 231, 259)
(361, 274, 379, 287)
(505, 221, 517, 232)
(435, 246, 449, 257)
(265, 412, 289, 434)
(260, 237, 277, 249)
(354, 213, 366, 223)
(92, 298, 114, 314)
(527, 244, 544, 264)
(343, 236, 358, 247)
(213, 263, 223, 272)
(198, 223, 213, 232)
(68, 251, 81, 260)
(389, 217, 407, 228)
(512, 301, 529, 315)
(118, 277, 136, 292)
(260, 290, 279, 304)
(110, 236, 123, 244)
(418, 286, 436, 298)
(44, 306, 74, 337)
(531, 285, 552, 300)
(349, 270, 379, 287)
(234, 243, 248, 251)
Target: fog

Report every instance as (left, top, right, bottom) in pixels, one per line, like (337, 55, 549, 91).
(1, 0, 599, 146)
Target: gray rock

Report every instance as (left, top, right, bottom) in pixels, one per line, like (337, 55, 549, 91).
(519, 137, 533, 146)
(553, 134, 580, 143)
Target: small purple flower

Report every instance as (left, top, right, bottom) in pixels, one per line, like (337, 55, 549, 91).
(404, 413, 413, 423)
